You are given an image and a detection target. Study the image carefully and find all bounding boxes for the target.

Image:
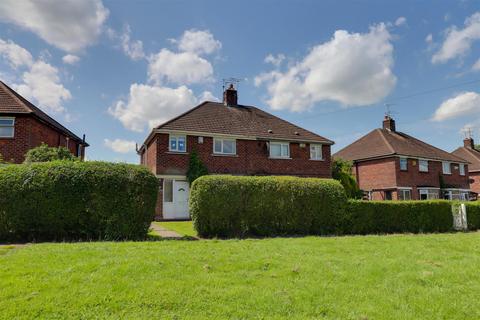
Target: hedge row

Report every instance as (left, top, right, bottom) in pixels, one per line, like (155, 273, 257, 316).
(465, 202, 480, 231)
(0, 161, 159, 242)
(342, 200, 454, 234)
(190, 175, 347, 238)
(190, 175, 466, 238)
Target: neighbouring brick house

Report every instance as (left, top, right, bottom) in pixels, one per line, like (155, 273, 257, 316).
(334, 116, 470, 201)
(0, 81, 88, 163)
(139, 85, 334, 220)
(452, 137, 480, 196)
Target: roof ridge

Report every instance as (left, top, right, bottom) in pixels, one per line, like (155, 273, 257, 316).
(377, 129, 395, 154)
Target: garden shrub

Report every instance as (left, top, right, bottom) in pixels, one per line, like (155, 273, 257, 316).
(190, 175, 347, 238)
(342, 200, 453, 234)
(0, 161, 159, 242)
(465, 202, 480, 231)
(24, 143, 77, 163)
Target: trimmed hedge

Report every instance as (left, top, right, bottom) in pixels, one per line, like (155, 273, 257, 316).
(0, 161, 159, 242)
(342, 200, 454, 234)
(465, 202, 480, 231)
(190, 175, 347, 238)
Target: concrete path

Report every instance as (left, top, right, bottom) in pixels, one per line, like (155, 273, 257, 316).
(150, 223, 183, 239)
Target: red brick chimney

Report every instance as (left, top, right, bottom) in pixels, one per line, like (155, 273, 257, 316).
(382, 115, 396, 132)
(464, 137, 475, 149)
(223, 84, 238, 106)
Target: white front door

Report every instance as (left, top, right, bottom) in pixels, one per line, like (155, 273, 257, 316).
(174, 181, 190, 219)
(163, 179, 190, 220)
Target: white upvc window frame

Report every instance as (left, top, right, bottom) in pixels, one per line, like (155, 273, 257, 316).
(269, 141, 290, 159)
(163, 178, 174, 203)
(419, 159, 429, 172)
(169, 134, 186, 152)
(398, 188, 412, 201)
(310, 144, 323, 160)
(0, 117, 15, 138)
(399, 157, 408, 171)
(213, 137, 236, 155)
(419, 188, 439, 200)
(459, 163, 466, 176)
(442, 161, 452, 175)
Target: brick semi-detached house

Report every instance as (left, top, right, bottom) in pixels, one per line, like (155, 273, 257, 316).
(139, 85, 334, 220)
(334, 116, 470, 201)
(452, 137, 480, 195)
(0, 81, 88, 163)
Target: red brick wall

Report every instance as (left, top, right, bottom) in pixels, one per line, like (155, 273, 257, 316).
(469, 172, 480, 195)
(143, 133, 332, 178)
(354, 156, 470, 200)
(0, 115, 84, 163)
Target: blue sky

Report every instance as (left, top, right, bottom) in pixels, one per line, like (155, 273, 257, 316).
(1, 0, 480, 163)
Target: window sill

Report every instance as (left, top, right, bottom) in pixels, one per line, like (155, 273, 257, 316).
(0, 137, 14, 139)
(309, 158, 324, 161)
(212, 153, 238, 157)
(269, 157, 292, 160)
(443, 173, 452, 175)
(419, 171, 429, 173)
(166, 151, 188, 155)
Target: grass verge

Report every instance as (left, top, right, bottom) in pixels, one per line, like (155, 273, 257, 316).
(1, 233, 480, 319)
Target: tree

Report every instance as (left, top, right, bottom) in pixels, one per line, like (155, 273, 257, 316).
(186, 150, 208, 185)
(24, 143, 77, 164)
(331, 158, 363, 199)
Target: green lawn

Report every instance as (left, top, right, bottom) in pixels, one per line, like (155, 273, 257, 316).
(1, 233, 480, 319)
(155, 221, 197, 237)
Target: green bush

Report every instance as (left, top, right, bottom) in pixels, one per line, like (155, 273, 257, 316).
(0, 161, 159, 242)
(332, 158, 363, 199)
(465, 202, 480, 231)
(24, 143, 77, 163)
(190, 175, 347, 238)
(343, 200, 453, 234)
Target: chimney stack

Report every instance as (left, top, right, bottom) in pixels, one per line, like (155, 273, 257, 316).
(382, 115, 396, 132)
(223, 83, 238, 106)
(464, 137, 475, 149)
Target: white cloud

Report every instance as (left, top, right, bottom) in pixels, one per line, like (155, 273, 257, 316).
(0, 39, 33, 68)
(432, 12, 480, 64)
(115, 25, 145, 60)
(104, 138, 136, 154)
(0, 0, 109, 52)
(395, 17, 407, 27)
(173, 29, 221, 55)
(472, 58, 480, 71)
(432, 91, 480, 121)
(199, 91, 219, 102)
(62, 54, 80, 65)
(255, 23, 396, 111)
(264, 53, 285, 67)
(13, 60, 71, 113)
(147, 49, 213, 85)
(425, 33, 433, 44)
(109, 83, 198, 132)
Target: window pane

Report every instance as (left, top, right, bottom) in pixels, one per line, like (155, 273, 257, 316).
(0, 119, 14, 125)
(164, 179, 173, 202)
(281, 144, 289, 157)
(419, 160, 428, 172)
(270, 144, 281, 157)
(400, 158, 407, 170)
(460, 164, 465, 175)
(170, 137, 177, 151)
(443, 162, 451, 174)
(177, 137, 186, 151)
(214, 139, 222, 153)
(223, 140, 234, 154)
(0, 127, 13, 137)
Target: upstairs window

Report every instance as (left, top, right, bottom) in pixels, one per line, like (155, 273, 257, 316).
(442, 162, 451, 174)
(399, 157, 408, 171)
(419, 160, 429, 172)
(214, 138, 236, 155)
(169, 135, 186, 152)
(460, 163, 466, 176)
(310, 144, 323, 160)
(270, 142, 290, 159)
(0, 117, 14, 138)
